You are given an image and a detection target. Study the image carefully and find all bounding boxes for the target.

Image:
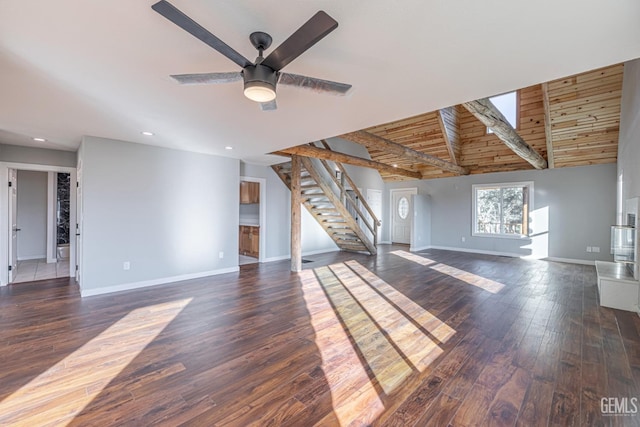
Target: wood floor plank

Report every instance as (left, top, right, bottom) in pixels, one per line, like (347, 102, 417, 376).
(1, 247, 638, 425)
(516, 378, 554, 427)
(484, 367, 531, 427)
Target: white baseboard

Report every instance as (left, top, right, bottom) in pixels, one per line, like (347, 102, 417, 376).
(262, 254, 290, 263)
(303, 247, 340, 257)
(428, 245, 521, 258)
(262, 247, 340, 264)
(17, 255, 46, 261)
(545, 257, 595, 266)
(379, 241, 392, 245)
(410, 245, 431, 252)
(419, 246, 597, 266)
(80, 266, 240, 297)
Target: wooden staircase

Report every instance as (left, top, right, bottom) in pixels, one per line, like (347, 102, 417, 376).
(272, 146, 379, 255)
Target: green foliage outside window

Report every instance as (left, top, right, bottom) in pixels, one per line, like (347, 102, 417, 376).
(475, 184, 529, 236)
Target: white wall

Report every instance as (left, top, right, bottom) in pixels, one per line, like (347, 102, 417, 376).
(79, 136, 240, 295)
(618, 59, 640, 216)
(16, 170, 48, 260)
(0, 143, 76, 168)
(385, 163, 616, 263)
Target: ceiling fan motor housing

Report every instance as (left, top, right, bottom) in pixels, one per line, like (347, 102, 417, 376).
(243, 64, 278, 94)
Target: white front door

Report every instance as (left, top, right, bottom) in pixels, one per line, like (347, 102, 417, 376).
(366, 189, 382, 242)
(391, 189, 416, 244)
(8, 169, 18, 282)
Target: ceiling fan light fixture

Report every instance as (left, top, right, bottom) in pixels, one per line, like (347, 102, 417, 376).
(244, 81, 276, 103)
(242, 64, 278, 103)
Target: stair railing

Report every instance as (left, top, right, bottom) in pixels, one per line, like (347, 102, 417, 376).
(310, 141, 381, 247)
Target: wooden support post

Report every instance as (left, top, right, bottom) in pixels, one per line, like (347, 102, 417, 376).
(541, 83, 555, 168)
(290, 155, 302, 272)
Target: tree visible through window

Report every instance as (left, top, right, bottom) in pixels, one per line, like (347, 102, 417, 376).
(473, 182, 532, 237)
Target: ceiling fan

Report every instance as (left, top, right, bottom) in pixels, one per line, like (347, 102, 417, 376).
(151, 1, 352, 111)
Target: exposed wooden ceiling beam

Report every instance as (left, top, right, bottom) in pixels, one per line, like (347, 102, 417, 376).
(436, 108, 458, 165)
(274, 145, 422, 179)
(462, 98, 548, 169)
(340, 130, 469, 175)
(541, 83, 555, 168)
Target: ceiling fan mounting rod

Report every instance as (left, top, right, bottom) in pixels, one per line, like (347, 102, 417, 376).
(249, 31, 273, 54)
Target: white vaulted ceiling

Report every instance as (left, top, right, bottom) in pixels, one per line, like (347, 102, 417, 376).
(1, 0, 639, 164)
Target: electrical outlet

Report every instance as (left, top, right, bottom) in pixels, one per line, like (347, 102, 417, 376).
(219, 251, 224, 259)
(592, 246, 600, 253)
(123, 261, 130, 270)
(461, 237, 466, 243)
(586, 247, 592, 253)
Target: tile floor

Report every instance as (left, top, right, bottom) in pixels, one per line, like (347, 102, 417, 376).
(239, 254, 258, 266)
(12, 258, 71, 283)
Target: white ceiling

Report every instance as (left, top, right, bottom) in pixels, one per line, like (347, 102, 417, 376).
(1, 0, 639, 165)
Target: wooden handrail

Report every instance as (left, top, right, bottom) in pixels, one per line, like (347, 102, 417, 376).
(311, 141, 379, 246)
(299, 157, 377, 254)
(313, 156, 375, 237)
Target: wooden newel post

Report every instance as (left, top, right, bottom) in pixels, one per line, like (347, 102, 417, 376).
(291, 155, 302, 272)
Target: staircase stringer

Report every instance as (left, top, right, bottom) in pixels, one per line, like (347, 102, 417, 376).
(300, 157, 377, 255)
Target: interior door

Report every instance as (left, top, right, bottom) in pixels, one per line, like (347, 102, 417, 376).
(391, 189, 415, 244)
(8, 169, 18, 282)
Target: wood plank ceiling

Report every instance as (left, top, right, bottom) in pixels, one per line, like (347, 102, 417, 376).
(280, 63, 624, 182)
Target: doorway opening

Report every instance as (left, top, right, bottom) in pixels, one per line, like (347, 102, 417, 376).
(11, 171, 71, 283)
(1, 162, 77, 287)
(239, 176, 266, 266)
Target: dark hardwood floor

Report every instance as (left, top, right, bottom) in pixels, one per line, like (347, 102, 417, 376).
(1, 245, 639, 426)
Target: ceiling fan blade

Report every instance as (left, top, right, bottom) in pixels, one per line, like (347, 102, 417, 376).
(170, 72, 242, 85)
(261, 11, 338, 72)
(152, 1, 252, 69)
(279, 73, 352, 95)
(260, 100, 278, 111)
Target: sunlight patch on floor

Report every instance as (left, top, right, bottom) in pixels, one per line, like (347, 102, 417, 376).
(317, 265, 414, 394)
(300, 269, 385, 426)
(390, 250, 436, 266)
(429, 263, 505, 293)
(345, 260, 455, 344)
(300, 262, 450, 425)
(391, 250, 505, 294)
(0, 298, 192, 426)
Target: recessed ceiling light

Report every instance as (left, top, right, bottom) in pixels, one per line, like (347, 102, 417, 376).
(33, 137, 46, 142)
(141, 131, 154, 136)
(225, 146, 233, 150)
(393, 164, 398, 168)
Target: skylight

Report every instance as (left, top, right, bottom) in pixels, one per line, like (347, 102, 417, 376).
(487, 91, 517, 133)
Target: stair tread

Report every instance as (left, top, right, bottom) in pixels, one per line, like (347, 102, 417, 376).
(272, 160, 376, 256)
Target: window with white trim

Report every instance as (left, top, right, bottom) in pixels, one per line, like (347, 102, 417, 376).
(473, 182, 532, 237)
